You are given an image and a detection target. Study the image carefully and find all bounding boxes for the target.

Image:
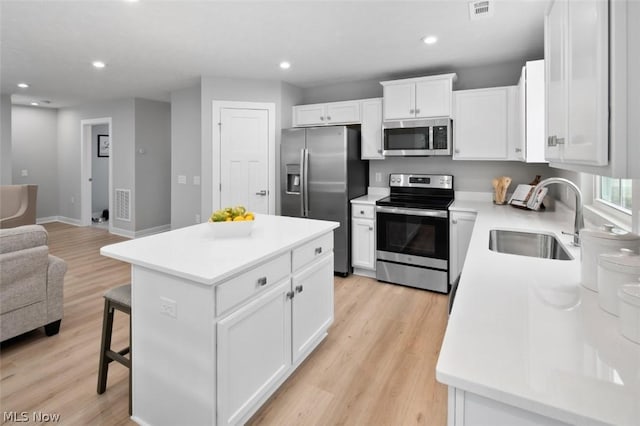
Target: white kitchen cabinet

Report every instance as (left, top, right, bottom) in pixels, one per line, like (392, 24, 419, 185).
(515, 60, 546, 163)
(293, 100, 360, 126)
(351, 202, 376, 276)
(291, 254, 334, 364)
(360, 98, 383, 160)
(544, 0, 608, 167)
(217, 279, 292, 425)
(452, 87, 515, 160)
(449, 210, 476, 285)
(380, 74, 456, 120)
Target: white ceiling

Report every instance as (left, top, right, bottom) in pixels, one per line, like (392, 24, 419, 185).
(1, 0, 551, 108)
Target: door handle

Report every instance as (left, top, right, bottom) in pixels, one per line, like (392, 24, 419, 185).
(255, 190, 267, 196)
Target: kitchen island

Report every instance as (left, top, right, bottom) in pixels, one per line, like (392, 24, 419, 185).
(437, 201, 640, 426)
(101, 214, 339, 426)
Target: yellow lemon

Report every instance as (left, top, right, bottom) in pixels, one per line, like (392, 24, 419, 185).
(233, 216, 245, 222)
(225, 217, 232, 222)
(244, 213, 254, 221)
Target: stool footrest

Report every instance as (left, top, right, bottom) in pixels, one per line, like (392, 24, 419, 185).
(106, 349, 131, 368)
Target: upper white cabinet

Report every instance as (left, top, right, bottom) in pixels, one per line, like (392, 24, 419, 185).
(293, 98, 383, 160)
(380, 74, 456, 120)
(360, 98, 383, 160)
(452, 86, 516, 160)
(544, 0, 608, 166)
(293, 100, 360, 126)
(516, 60, 546, 163)
(545, 0, 638, 177)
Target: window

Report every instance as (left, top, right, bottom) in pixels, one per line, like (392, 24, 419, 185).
(597, 177, 632, 213)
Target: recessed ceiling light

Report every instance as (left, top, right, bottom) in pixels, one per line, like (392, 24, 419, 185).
(30, 102, 39, 106)
(422, 36, 438, 45)
(17, 83, 30, 89)
(279, 61, 291, 70)
(92, 61, 106, 69)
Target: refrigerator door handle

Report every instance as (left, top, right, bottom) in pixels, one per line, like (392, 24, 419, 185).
(299, 148, 306, 217)
(302, 148, 310, 217)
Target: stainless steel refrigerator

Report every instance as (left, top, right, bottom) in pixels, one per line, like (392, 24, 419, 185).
(280, 126, 368, 276)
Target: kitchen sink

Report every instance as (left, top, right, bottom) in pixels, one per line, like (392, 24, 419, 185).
(488, 229, 573, 260)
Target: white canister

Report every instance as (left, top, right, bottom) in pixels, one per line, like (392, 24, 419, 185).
(597, 249, 640, 315)
(580, 225, 640, 291)
(618, 281, 640, 344)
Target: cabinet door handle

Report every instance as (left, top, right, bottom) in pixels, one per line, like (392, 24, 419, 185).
(556, 137, 565, 145)
(315, 247, 323, 255)
(409, 109, 415, 114)
(286, 291, 295, 300)
(377, 149, 382, 154)
(255, 190, 267, 196)
(515, 148, 522, 153)
(257, 277, 267, 286)
(368, 226, 373, 231)
(454, 149, 460, 154)
(295, 285, 304, 293)
(360, 210, 365, 214)
(548, 135, 557, 147)
(415, 108, 420, 114)
(326, 116, 331, 121)
(452, 219, 458, 224)
(320, 116, 325, 121)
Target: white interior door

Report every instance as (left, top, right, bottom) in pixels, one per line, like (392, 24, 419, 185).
(219, 107, 269, 214)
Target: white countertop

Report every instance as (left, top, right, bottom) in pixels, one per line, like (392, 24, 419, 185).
(351, 187, 389, 205)
(100, 214, 339, 285)
(437, 200, 640, 425)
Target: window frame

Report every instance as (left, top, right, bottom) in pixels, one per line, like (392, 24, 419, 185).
(587, 175, 632, 231)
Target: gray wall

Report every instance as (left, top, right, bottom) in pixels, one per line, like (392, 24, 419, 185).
(369, 157, 553, 193)
(171, 85, 201, 229)
(11, 105, 59, 218)
(278, 82, 304, 214)
(0, 94, 12, 184)
(200, 76, 284, 219)
(134, 98, 171, 230)
(301, 58, 531, 104)
(57, 99, 135, 230)
(91, 124, 109, 214)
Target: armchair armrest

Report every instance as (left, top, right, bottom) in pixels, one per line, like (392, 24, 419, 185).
(46, 255, 67, 323)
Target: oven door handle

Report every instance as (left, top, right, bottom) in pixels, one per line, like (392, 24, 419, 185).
(376, 205, 448, 218)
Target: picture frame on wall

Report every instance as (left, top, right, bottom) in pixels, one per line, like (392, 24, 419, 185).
(98, 134, 110, 157)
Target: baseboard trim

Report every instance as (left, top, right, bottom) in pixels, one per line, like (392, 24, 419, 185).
(37, 216, 83, 226)
(134, 224, 170, 238)
(109, 227, 135, 239)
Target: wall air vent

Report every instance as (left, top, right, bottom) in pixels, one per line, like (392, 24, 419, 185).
(115, 189, 131, 222)
(469, 0, 494, 20)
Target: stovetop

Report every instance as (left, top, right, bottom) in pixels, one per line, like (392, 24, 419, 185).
(376, 173, 454, 211)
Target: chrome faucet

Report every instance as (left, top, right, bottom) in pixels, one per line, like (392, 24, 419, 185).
(529, 177, 584, 246)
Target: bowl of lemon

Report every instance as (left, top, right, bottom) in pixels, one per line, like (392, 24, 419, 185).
(208, 206, 255, 238)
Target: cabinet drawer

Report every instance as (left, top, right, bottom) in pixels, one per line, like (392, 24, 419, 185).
(292, 233, 333, 272)
(216, 253, 291, 315)
(352, 204, 374, 219)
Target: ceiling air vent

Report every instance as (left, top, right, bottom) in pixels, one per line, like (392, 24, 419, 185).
(469, 0, 494, 20)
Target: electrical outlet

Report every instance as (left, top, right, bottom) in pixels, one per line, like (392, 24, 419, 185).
(70, 196, 75, 204)
(375, 172, 382, 183)
(195, 214, 201, 223)
(193, 176, 200, 186)
(177, 175, 187, 185)
(159, 297, 177, 318)
(21, 169, 28, 177)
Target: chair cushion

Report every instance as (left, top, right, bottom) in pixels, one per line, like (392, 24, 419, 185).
(0, 225, 48, 254)
(0, 246, 48, 314)
(104, 284, 131, 308)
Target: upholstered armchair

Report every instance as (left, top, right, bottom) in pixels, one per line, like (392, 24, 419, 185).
(0, 225, 66, 341)
(0, 185, 38, 229)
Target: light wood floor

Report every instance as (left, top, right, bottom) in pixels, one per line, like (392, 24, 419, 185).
(1, 223, 448, 425)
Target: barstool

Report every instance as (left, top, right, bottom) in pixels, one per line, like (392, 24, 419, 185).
(97, 283, 132, 415)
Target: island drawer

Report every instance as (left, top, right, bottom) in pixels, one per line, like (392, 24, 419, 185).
(352, 204, 374, 219)
(216, 253, 291, 315)
(292, 232, 333, 272)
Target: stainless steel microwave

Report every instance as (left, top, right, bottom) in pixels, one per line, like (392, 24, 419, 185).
(382, 118, 452, 156)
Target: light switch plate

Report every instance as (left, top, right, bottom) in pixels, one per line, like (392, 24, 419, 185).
(177, 175, 187, 185)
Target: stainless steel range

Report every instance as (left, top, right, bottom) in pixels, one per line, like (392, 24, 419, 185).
(376, 174, 454, 293)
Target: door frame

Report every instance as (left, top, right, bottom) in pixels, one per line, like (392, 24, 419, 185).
(211, 101, 276, 214)
(80, 117, 113, 229)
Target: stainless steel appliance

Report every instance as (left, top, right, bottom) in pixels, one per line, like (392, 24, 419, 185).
(376, 174, 454, 293)
(382, 118, 452, 156)
(281, 126, 368, 276)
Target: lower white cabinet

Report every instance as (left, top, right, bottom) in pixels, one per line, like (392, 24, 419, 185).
(217, 279, 292, 425)
(292, 254, 334, 364)
(449, 211, 477, 285)
(215, 235, 334, 425)
(351, 202, 376, 276)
